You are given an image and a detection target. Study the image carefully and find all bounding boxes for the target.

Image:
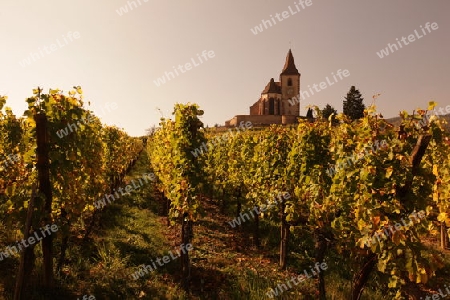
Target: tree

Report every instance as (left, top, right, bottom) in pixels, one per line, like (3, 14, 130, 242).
(343, 86, 365, 120)
(145, 125, 157, 136)
(306, 107, 314, 120)
(322, 104, 338, 124)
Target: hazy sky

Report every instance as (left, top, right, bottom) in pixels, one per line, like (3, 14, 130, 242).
(1, 0, 449, 136)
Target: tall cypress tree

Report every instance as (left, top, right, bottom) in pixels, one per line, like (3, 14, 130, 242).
(343, 86, 365, 120)
(306, 107, 314, 120)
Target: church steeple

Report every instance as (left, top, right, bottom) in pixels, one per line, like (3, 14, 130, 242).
(281, 49, 299, 75)
(280, 49, 300, 116)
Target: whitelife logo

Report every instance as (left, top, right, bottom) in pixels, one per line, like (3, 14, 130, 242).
(326, 139, 388, 177)
(266, 261, 328, 298)
(364, 210, 426, 247)
(153, 50, 216, 87)
(227, 192, 290, 228)
(131, 243, 193, 279)
(93, 173, 156, 209)
(1, 153, 20, 169)
(56, 102, 118, 139)
(415, 104, 450, 129)
(0, 224, 58, 261)
(376, 22, 439, 58)
(250, 0, 313, 35)
(288, 69, 350, 106)
(421, 284, 450, 300)
(19, 31, 81, 67)
(190, 121, 253, 158)
(77, 296, 95, 300)
(116, 0, 149, 16)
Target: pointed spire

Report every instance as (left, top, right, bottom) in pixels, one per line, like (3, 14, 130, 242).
(281, 49, 299, 75)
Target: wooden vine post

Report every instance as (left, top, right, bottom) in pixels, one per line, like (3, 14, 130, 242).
(35, 113, 54, 288)
(13, 188, 37, 300)
(181, 212, 193, 291)
(441, 223, 449, 250)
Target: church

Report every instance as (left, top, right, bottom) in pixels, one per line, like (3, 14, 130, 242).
(225, 49, 301, 127)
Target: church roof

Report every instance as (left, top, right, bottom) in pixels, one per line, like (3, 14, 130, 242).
(281, 49, 299, 75)
(262, 78, 281, 94)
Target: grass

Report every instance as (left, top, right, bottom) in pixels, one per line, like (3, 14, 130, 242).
(70, 151, 188, 299)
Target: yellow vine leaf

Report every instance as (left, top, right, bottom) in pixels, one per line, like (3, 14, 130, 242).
(357, 219, 366, 231)
(437, 212, 450, 226)
(428, 101, 437, 111)
(433, 192, 439, 201)
(385, 166, 393, 179)
(433, 165, 438, 176)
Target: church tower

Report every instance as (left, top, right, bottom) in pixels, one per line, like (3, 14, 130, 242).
(280, 49, 300, 116)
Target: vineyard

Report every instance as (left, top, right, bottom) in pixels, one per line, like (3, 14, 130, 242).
(147, 102, 450, 299)
(0, 92, 450, 299)
(0, 88, 143, 299)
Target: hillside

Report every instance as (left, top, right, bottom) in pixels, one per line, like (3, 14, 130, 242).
(386, 113, 450, 131)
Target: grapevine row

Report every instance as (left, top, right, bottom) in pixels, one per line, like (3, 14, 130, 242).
(148, 102, 450, 299)
(0, 87, 143, 295)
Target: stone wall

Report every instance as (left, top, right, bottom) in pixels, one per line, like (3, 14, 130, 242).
(225, 115, 299, 127)
(249, 102, 259, 115)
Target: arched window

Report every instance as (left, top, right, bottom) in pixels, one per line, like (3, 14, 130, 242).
(268, 98, 275, 115)
(287, 78, 293, 86)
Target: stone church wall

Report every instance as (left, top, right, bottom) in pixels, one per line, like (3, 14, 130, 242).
(226, 115, 298, 127)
